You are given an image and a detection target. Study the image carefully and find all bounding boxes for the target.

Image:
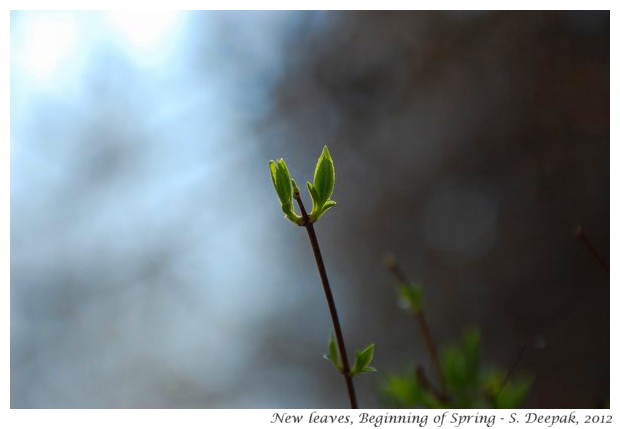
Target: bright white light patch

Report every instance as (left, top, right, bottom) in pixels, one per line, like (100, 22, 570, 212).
(105, 11, 182, 66)
(14, 13, 80, 86)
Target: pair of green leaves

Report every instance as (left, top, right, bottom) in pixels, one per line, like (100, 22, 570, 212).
(269, 146, 336, 225)
(323, 332, 376, 377)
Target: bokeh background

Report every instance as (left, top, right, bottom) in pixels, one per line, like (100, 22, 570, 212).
(10, 10, 609, 408)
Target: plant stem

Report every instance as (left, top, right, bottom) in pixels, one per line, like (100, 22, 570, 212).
(574, 225, 609, 272)
(415, 366, 449, 404)
(385, 257, 446, 394)
(293, 190, 358, 409)
(416, 312, 446, 392)
(500, 343, 527, 394)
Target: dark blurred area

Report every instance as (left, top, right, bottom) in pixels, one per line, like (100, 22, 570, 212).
(11, 11, 609, 408)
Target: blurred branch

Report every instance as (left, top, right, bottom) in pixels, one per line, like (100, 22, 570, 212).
(384, 255, 446, 395)
(574, 225, 609, 272)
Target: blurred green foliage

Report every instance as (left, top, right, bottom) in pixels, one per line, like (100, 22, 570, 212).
(382, 279, 532, 408)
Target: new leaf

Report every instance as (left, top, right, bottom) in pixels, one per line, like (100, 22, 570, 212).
(350, 343, 376, 376)
(309, 146, 337, 223)
(323, 331, 342, 372)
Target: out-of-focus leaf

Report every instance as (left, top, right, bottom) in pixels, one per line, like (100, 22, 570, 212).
(398, 285, 424, 314)
(462, 328, 481, 382)
(496, 376, 533, 409)
(442, 344, 468, 391)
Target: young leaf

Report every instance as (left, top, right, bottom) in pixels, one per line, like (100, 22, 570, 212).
(382, 374, 419, 408)
(351, 343, 376, 376)
(307, 146, 337, 223)
(319, 200, 337, 214)
(311, 199, 337, 223)
(496, 376, 533, 408)
(276, 159, 293, 204)
(323, 331, 342, 372)
(306, 182, 320, 214)
(441, 345, 468, 390)
(312, 145, 335, 206)
(268, 158, 302, 225)
(397, 285, 424, 314)
(482, 369, 505, 398)
(463, 328, 481, 381)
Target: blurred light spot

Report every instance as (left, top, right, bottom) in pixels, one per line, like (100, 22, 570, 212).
(13, 13, 80, 87)
(105, 11, 183, 66)
(424, 183, 497, 258)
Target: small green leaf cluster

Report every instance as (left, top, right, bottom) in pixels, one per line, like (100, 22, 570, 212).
(324, 332, 376, 377)
(269, 146, 337, 225)
(382, 328, 533, 409)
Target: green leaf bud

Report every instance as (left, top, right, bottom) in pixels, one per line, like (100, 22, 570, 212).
(269, 158, 302, 225)
(308, 145, 337, 223)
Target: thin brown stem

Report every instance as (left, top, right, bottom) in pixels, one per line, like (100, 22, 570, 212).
(500, 335, 545, 395)
(415, 366, 449, 404)
(385, 256, 446, 393)
(293, 190, 358, 409)
(416, 312, 445, 392)
(499, 343, 527, 394)
(574, 225, 609, 272)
